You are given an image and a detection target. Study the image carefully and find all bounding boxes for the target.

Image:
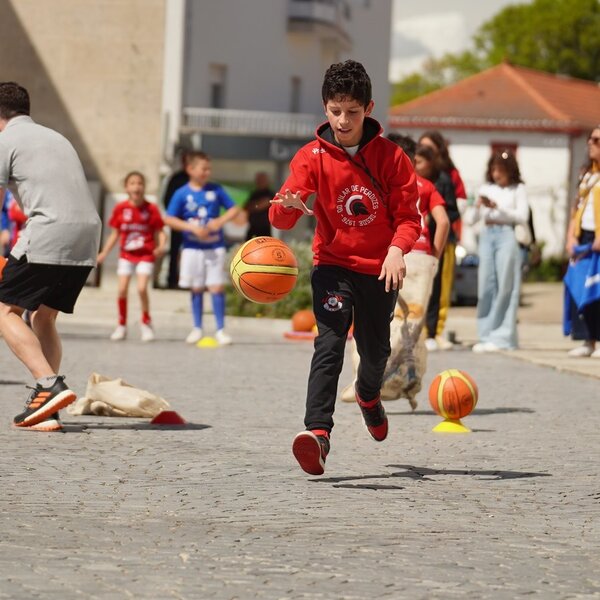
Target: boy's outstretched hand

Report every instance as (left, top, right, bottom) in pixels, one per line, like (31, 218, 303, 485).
(379, 246, 406, 292)
(270, 189, 314, 216)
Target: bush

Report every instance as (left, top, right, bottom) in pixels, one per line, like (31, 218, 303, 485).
(524, 255, 568, 282)
(226, 240, 314, 318)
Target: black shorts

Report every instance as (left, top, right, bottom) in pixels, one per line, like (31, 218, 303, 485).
(0, 254, 92, 314)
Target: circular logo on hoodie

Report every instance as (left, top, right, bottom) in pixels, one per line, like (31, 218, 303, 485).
(335, 184, 379, 226)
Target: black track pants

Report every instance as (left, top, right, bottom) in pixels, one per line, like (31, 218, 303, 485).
(304, 265, 397, 432)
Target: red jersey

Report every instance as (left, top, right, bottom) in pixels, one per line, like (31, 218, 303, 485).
(109, 199, 164, 262)
(269, 118, 421, 275)
(449, 167, 466, 241)
(7, 196, 27, 248)
(412, 175, 446, 255)
(449, 167, 466, 200)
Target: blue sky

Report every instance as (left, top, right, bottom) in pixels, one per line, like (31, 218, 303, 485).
(390, 0, 532, 81)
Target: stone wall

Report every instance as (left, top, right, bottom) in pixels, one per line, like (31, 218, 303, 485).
(0, 0, 166, 195)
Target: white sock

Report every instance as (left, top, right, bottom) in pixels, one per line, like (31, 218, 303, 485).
(36, 375, 58, 388)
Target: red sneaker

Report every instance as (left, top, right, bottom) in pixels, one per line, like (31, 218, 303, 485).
(356, 390, 388, 442)
(292, 430, 330, 475)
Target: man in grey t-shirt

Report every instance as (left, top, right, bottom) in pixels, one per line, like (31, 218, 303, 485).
(0, 82, 101, 432)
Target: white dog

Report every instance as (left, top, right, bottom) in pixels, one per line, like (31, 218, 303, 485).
(340, 252, 438, 409)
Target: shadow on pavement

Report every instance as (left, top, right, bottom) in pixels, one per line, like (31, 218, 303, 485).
(314, 464, 551, 490)
(386, 407, 535, 416)
(61, 421, 211, 432)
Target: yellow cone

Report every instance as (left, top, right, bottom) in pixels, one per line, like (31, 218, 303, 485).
(196, 336, 219, 348)
(432, 418, 471, 433)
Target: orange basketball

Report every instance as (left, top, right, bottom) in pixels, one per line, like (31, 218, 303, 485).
(429, 369, 478, 420)
(291, 309, 316, 332)
(230, 236, 298, 304)
(0, 255, 6, 280)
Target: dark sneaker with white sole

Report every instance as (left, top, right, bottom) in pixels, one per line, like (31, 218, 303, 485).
(356, 389, 388, 442)
(13, 377, 76, 428)
(292, 430, 330, 475)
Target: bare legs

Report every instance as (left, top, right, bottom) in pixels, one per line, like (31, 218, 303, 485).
(0, 302, 59, 379)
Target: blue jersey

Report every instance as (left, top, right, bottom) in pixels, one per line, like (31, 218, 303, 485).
(1, 191, 10, 231)
(167, 182, 235, 250)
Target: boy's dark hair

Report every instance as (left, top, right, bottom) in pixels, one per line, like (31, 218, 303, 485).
(486, 149, 524, 185)
(124, 171, 146, 185)
(388, 133, 416, 161)
(0, 82, 30, 119)
(186, 150, 210, 164)
(321, 60, 372, 107)
(415, 143, 440, 181)
(419, 130, 456, 172)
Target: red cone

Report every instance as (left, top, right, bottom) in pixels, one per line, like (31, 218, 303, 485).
(150, 410, 187, 425)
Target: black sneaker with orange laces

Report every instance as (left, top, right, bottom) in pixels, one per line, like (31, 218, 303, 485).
(13, 376, 76, 428)
(292, 429, 330, 475)
(356, 389, 388, 442)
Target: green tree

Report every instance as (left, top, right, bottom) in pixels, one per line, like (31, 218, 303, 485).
(475, 0, 600, 80)
(390, 72, 441, 106)
(391, 0, 600, 105)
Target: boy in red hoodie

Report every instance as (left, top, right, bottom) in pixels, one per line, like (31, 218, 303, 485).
(270, 60, 421, 475)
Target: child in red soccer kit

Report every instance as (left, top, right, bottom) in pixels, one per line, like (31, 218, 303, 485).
(6, 193, 27, 248)
(270, 60, 421, 475)
(97, 171, 167, 341)
(388, 134, 449, 260)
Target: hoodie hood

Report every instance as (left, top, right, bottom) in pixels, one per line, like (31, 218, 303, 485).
(316, 117, 383, 154)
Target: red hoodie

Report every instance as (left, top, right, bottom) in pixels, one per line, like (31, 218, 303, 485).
(269, 118, 421, 275)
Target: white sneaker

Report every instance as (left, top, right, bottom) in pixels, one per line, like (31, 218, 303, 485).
(140, 323, 155, 342)
(424, 338, 438, 352)
(567, 343, 594, 357)
(185, 328, 203, 344)
(435, 335, 454, 350)
(472, 341, 501, 354)
(215, 329, 232, 345)
(110, 325, 127, 341)
(591, 348, 600, 359)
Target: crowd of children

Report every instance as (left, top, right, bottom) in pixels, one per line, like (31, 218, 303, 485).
(93, 152, 239, 345)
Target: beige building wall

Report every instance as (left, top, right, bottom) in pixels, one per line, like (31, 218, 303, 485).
(0, 0, 166, 195)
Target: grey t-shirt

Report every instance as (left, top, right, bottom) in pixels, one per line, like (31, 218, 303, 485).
(0, 116, 101, 266)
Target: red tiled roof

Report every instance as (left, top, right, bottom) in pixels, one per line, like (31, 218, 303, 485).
(389, 63, 600, 133)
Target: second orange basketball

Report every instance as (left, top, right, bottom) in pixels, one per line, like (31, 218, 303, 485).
(230, 236, 298, 304)
(429, 369, 478, 420)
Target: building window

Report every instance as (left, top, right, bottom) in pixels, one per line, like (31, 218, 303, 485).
(290, 76, 302, 113)
(209, 64, 227, 109)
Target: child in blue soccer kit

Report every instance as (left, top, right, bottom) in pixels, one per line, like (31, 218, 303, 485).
(164, 151, 240, 345)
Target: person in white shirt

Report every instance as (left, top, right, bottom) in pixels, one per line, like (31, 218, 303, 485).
(464, 150, 530, 352)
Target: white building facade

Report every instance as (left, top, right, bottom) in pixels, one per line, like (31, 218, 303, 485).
(163, 0, 393, 187)
(389, 65, 600, 257)
(441, 130, 580, 257)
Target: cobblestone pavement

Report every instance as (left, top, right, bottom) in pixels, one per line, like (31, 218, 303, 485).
(0, 320, 599, 599)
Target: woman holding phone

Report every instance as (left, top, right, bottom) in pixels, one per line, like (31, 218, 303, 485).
(464, 150, 530, 352)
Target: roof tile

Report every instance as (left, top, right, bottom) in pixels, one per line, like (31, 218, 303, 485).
(389, 64, 600, 132)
